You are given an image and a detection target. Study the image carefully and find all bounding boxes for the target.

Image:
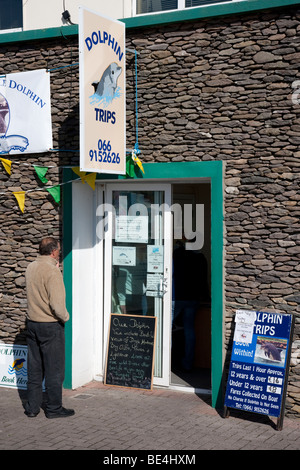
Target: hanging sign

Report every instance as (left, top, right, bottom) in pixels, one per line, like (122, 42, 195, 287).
(0, 69, 52, 155)
(224, 310, 294, 430)
(79, 7, 126, 175)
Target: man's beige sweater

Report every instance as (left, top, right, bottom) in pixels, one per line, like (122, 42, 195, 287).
(25, 255, 69, 323)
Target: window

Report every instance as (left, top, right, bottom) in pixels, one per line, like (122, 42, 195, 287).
(136, 0, 233, 14)
(185, 0, 232, 6)
(136, 0, 178, 15)
(0, 0, 23, 32)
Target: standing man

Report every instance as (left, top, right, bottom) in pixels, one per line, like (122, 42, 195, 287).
(24, 237, 74, 419)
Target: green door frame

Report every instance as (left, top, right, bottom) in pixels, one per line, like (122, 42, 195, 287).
(62, 160, 224, 409)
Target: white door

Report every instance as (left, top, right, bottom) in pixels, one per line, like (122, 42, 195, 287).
(104, 183, 172, 387)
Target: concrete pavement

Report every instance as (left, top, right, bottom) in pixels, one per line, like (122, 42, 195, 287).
(0, 380, 299, 453)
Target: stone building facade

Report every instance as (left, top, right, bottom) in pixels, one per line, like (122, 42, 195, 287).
(0, 3, 299, 416)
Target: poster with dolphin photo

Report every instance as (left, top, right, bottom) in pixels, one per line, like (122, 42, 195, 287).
(224, 311, 294, 419)
(79, 7, 126, 174)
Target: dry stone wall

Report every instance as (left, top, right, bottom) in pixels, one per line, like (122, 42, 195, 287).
(125, 7, 300, 416)
(0, 38, 80, 343)
(0, 5, 299, 415)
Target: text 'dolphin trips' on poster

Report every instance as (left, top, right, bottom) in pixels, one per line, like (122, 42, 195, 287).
(225, 310, 294, 421)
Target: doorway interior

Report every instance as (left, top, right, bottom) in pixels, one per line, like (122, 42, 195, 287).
(103, 181, 212, 391)
(64, 160, 223, 406)
(170, 182, 211, 392)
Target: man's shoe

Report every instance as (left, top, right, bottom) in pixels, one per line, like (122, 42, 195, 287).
(45, 407, 75, 419)
(25, 410, 39, 418)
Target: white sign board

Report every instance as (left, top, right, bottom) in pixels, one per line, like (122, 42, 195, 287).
(79, 7, 126, 174)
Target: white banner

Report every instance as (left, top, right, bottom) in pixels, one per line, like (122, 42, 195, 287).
(0, 69, 52, 155)
(79, 7, 126, 174)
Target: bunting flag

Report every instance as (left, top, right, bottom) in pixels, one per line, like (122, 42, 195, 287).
(46, 185, 60, 204)
(72, 167, 96, 190)
(13, 191, 25, 213)
(126, 151, 145, 177)
(0, 157, 12, 175)
(72, 166, 86, 181)
(132, 153, 145, 174)
(83, 172, 96, 190)
(34, 165, 48, 184)
(0, 154, 144, 212)
(126, 154, 135, 178)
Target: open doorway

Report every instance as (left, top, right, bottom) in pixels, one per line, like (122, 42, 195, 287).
(171, 182, 211, 391)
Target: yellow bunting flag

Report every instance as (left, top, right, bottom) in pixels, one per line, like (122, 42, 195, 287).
(132, 153, 145, 174)
(0, 158, 12, 176)
(72, 167, 96, 189)
(83, 173, 96, 190)
(13, 191, 26, 213)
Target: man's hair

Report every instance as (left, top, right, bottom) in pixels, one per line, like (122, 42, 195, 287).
(39, 237, 59, 256)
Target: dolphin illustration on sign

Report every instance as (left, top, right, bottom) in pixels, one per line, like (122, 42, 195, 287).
(8, 358, 27, 376)
(89, 62, 122, 107)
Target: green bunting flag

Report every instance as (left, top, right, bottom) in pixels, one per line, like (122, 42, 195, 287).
(0, 155, 146, 213)
(34, 166, 49, 184)
(126, 155, 135, 178)
(46, 185, 60, 204)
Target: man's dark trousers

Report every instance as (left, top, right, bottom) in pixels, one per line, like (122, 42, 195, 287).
(26, 320, 65, 415)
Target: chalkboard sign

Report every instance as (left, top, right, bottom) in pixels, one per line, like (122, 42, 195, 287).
(105, 314, 157, 390)
(224, 310, 294, 430)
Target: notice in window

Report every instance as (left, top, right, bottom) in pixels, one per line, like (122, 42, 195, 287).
(115, 215, 148, 243)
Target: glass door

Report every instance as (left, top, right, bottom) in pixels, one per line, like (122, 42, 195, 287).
(104, 183, 172, 386)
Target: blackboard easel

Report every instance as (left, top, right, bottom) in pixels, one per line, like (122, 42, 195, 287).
(105, 313, 157, 390)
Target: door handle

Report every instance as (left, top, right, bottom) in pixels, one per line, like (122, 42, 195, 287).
(160, 276, 168, 295)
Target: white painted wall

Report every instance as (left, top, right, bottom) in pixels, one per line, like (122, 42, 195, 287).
(71, 181, 103, 389)
(23, 0, 132, 31)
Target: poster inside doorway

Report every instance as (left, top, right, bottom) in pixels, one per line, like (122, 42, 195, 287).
(225, 310, 293, 418)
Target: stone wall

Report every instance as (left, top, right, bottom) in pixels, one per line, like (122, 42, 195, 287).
(0, 5, 299, 415)
(125, 6, 300, 416)
(0, 38, 80, 343)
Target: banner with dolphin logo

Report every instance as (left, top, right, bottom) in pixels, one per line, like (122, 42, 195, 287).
(0, 344, 28, 390)
(0, 69, 52, 155)
(79, 7, 126, 175)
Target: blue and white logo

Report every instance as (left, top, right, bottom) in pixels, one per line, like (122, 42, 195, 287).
(0, 69, 52, 155)
(0, 92, 29, 154)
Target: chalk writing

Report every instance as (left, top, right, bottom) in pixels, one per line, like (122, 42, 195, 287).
(105, 314, 156, 390)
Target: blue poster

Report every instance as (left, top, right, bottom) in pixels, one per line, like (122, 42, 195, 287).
(225, 310, 293, 418)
